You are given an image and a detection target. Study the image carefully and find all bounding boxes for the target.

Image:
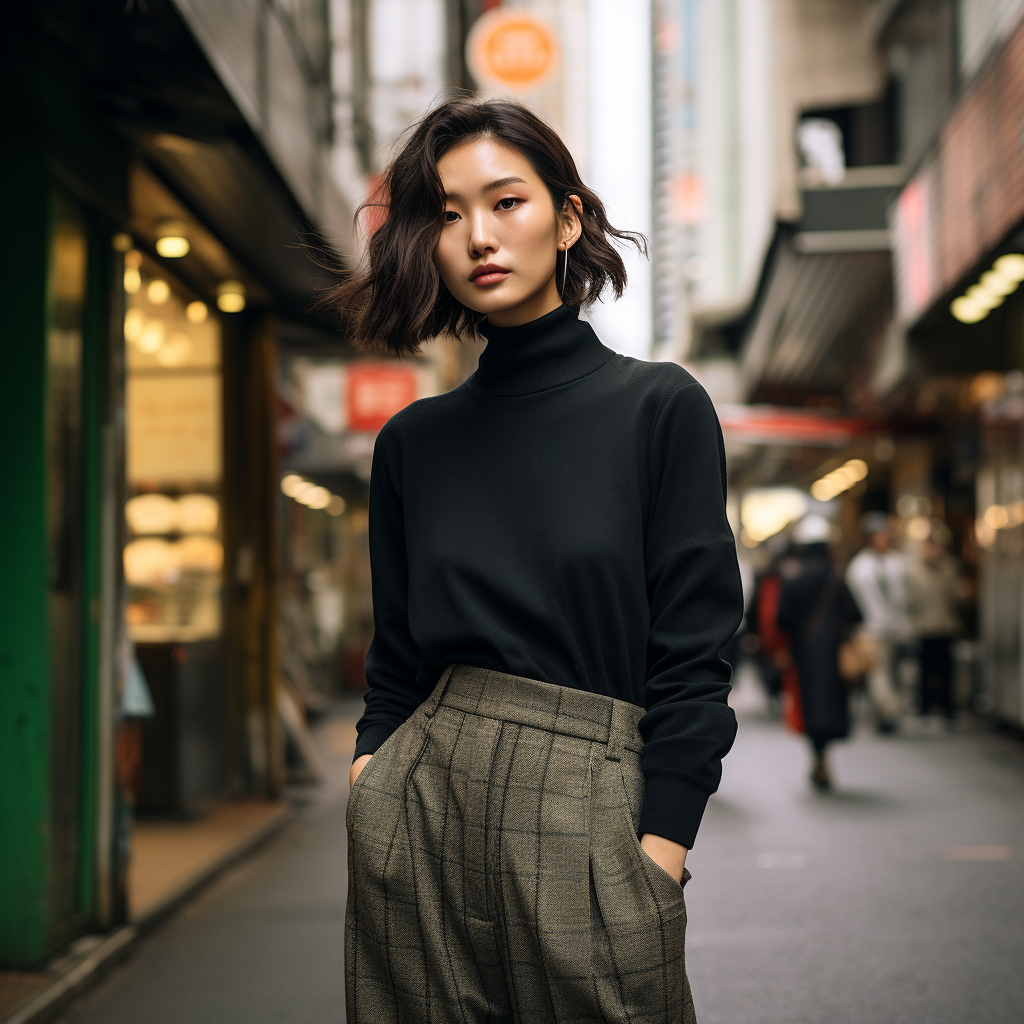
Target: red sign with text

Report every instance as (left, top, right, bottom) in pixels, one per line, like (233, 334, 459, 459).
(346, 365, 417, 433)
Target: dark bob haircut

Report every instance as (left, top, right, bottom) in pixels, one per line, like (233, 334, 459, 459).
(326, 98, 646, 356)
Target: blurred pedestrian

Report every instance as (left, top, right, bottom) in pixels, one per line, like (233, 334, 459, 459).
(777, 515, 862, 790)
(336, 99, 742, 1023)
(906, 527, 962, 721)
(846, 511, 909, 732)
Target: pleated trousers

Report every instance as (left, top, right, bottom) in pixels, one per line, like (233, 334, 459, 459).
(346, 663, 695, 1023)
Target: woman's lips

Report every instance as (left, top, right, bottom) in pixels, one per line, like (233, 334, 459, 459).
(470, 264, 510, 286)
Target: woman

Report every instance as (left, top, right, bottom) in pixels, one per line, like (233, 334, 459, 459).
(334, 98, 742, 1023)
(777, 515, 862, 790)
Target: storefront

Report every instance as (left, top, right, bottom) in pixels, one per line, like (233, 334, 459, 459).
(1, 0, 349, 965)
(887, 13, 1024, 728)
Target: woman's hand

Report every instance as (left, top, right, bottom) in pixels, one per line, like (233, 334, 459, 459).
(639, 833, 688, 883)
(350, 753, 373, 790)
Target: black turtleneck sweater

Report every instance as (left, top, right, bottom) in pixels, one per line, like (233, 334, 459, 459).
(355, 304, 741, 849)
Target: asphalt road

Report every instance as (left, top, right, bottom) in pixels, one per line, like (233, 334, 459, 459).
(686, 674, 1024, 1024)
(61, 679, 1024, 1024)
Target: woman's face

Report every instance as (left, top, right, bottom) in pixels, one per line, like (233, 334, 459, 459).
(433, 137, 579, 328)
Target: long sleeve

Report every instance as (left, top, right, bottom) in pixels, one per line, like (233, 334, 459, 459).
(637, 383, 742, 850)
(354, 424, 430, 760)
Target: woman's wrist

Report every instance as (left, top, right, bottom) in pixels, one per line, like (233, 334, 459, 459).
(639, 833, 688, 883)
(350, 753, 373, 790)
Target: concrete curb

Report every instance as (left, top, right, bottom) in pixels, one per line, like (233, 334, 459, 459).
(2, 804, 292, 1024)
(2, 928, 137, 1024)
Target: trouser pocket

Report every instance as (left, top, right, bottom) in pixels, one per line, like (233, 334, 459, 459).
(588, 752, 690, 1022)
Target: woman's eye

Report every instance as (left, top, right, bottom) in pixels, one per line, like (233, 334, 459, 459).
(497, 197, 521, 211)
(443, 210, 459, 223)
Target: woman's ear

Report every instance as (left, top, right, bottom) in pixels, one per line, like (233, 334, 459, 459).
(560, 194, 584, 250)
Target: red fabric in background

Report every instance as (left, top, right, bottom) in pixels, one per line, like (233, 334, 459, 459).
(757, 574, 805, 734)
(781, 667, 805, 734)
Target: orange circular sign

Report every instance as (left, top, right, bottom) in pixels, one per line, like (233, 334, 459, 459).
(467, 11, 559, 94)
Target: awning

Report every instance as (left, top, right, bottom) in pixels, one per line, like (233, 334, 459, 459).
(739, 170, 901, 400)
(739, 234, 892, 398)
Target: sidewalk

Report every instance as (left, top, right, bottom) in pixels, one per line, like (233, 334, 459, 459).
(56, 699, 360, 1024)
(0, 799, 290, 1024)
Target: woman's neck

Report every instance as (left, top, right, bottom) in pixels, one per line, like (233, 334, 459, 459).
(472, 305, 614, 396)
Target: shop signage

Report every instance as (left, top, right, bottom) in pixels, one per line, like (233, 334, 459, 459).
(347, 364, 418, 433)
(466, 10, 559, 95)
(892, 14, 1024, 323)
(893, 169, 936, 323)
(127, 372, 222, 484)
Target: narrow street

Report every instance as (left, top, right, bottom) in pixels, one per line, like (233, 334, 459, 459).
(59, 682, 1024, 1024)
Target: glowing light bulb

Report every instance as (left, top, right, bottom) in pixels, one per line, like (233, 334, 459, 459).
(155, 218, 189, 258)
(216, 280, 246, 313)
(979, 270, 1017, 297)
(186, 300, 208, 324)
(305, 486, 332, 509)
(124, 308, 145, 342)
(139, 320, 165, 354)
(994, 253, 1024, 282)
(281, 474, 306, 497)
(951, 296, 987, 324)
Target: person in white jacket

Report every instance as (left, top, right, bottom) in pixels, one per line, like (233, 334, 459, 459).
(846, 512, 909, 732)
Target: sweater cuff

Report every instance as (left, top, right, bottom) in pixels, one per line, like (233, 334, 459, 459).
(637, 773, 712, 850)
(353, 722, 396, 762)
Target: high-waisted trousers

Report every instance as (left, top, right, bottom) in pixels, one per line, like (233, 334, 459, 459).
(346, 664, 695, 1023)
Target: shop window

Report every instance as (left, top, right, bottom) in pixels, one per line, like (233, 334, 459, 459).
(123, 257, 223, 642)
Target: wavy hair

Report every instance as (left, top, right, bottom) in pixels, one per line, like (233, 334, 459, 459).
(325, 98, 647, 355)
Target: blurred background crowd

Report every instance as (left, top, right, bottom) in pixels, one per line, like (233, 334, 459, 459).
(4, 0, 1024, 994)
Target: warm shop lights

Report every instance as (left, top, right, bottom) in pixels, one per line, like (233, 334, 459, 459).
(123, 249, 142, 294)
(950, 253, 1024, 324)
(281, 474, 346, 516)
(217, 280, 246, 313)
(976, 500, 1024, 548)
(810, 458, 869, 502)
(739, 488, 807, 546)
(155, 218, 190, 258)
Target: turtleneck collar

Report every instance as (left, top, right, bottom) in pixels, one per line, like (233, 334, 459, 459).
(470, 304, 614, 396)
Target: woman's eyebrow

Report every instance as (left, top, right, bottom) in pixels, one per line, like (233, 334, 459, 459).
(443, 175, 528, 201)
(484, 175, 527, 190)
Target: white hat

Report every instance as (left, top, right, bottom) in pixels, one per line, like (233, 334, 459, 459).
(792, 514, 833, 545)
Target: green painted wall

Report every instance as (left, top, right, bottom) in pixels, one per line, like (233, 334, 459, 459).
(0, 137, 53, 965)
(1, 18, 127, 964)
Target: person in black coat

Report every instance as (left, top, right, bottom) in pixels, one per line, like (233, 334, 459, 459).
(777, 515, 862, 789)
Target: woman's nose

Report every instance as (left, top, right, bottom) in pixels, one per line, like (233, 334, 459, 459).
(468, 212, 498, 257)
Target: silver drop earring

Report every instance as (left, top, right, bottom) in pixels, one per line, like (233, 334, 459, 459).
(559, 244, 570, 301)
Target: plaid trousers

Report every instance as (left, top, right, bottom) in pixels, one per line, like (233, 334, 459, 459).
(346, 664, 695, 1023)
